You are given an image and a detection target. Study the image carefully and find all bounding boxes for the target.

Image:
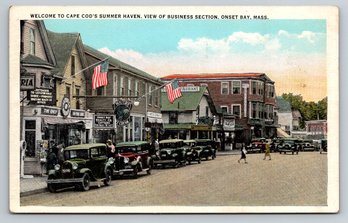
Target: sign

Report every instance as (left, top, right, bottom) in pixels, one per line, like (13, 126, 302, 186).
(71, 110, 85, 118)
(61, 97, 71, 118)
(223, 119, 236, 131)
(29, 88, 53, 105)
(20, 75, 35, 90)
(113, 100, 133, 126)
(41, 107, 58, 116)
(94, 115, 115, 128)
(191, 124, 211, 131)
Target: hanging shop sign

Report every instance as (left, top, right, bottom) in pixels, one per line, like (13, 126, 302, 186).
(29, 88, 53, 105)
(93, 114, 115, 128)
(41, 107, 59, 116)
(71, 110, 85, 118)
(113, 100, 133, 126)
(20, 75, 35, 91)
(61, 97, 71, 118)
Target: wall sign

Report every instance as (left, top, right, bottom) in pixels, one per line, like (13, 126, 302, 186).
(93, 115, 115, 128)
(61, 97, 71, 118)
(41, 107, 58, 116)
(29, 88, 54, 105)
(113, 100, 133, 126)
(71, 110, 85, 118)
(20, 75, 35, 91)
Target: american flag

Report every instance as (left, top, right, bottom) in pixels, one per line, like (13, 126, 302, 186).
(165, 80, 182, 103)
(92, 60, 109, 90)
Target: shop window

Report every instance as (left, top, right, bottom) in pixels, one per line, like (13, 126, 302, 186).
(29, 28, 35, 55)
(24, 120, 36, 157)
(232, 81, 241, 94)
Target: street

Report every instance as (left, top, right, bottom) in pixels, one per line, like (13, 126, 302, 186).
(20, 152, 327, 207)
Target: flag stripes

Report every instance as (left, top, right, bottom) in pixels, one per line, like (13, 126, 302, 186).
(165, 80, 182, 103)
(92, 61, 109, 90)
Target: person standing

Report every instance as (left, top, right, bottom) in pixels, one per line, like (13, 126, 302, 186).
(106, 139, 116, 158)
(46, 144, 58, 172)
(263, 142, 272, 160)
(238, 144, 248, 164)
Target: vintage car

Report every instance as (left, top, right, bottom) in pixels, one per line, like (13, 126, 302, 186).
(195, 139, 217, 160)
(277, 139, 300, 155)
(47, 143, 113, 192)
(112, 141, 153, 178)
(183, 139, 201, 164)
(153, 139, 186, 168)
(300, 139, 316, 151)
(246, 138, 266, 153)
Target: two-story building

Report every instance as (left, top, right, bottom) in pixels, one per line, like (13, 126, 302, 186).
(84, 45, 164, 144)
(161, 86, 222, 141)
(161, 73, 278, 144)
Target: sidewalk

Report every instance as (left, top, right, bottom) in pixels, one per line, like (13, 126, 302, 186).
(20, 150, 240, 197)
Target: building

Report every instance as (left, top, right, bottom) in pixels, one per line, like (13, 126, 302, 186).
(83, 45, 164, 144)
(161, 73, 278, 144)
(276, 96, 293, 136)
(306, 120, 327, 139)
(161, 86, 222, 141)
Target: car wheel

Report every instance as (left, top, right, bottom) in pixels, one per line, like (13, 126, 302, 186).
(80, 173, 90, 191)
(47, 183, 57, 193)
(188, 160, 191, 165)
(103, 169, 112, 186)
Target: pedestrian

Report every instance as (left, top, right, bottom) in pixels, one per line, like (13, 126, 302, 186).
(106, 139, 116, 158)
(263, 142, 272, 160)
(46, 144, 58, 172)
(56, 142, 65, 165)
(238, 144, 248, 164)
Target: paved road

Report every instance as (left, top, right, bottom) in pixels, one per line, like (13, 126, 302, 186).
(20, 152, 327, 206)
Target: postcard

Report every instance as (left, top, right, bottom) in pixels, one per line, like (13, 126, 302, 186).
(9, 5, 339, 213)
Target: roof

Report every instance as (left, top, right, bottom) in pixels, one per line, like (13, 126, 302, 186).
(159, 139, 184, 144)
(65, 143, 106, 150)
(116, 141, 149, 147)
(21, 54, 54, 67)
(161, 73, 265, 79)
(276, 96, 292, 112)
(47, 31, 81, 76)
(161, 86, 208, 111)
(84, 44, 162, 83)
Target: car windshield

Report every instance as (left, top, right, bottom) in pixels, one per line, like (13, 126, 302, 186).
(159, 143, 178, 149)
(64, 149, 89, 160)
(118, 146, 137, 153)
(196, 141, 211, 146)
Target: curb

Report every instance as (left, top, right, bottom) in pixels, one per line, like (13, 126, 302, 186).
(20, 188, 47, 197)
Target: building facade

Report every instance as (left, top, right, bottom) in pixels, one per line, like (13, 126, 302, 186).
(305, 120, 327, 139)
(276, 96, 293, 136)
(161, 73, 278, 144)
(84, 45, 164, 144)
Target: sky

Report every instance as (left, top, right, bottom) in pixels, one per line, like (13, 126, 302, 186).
(44, 19, 327, 102)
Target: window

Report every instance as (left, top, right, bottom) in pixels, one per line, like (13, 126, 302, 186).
(128, 78, 132, 96)
(120, 76, 124, 95)
(259, 82, 264, 95)
(29, 28, 35, 55)
(25, 120, 36, 157)
(155, 89, 159, 106)
(232, 105, 241, 118)
(169, 112, 178, 124)
(71, 55, 75, 76)
(96, 86, 104, 96)
(221, 82, 229, 95)
(205, 106, 209, 117)
(251, 81, 257, 95)
(135, 80, 139, 96)
(149, 85, 153, 105)
(76, 88, 80, 109)
(41, 73, 51, 88)
(232, 81, 241, 94)
(66, 86, 71, 100)
(200, 83, 208, 87)
(187, 84, 194, 87)
(221, 106, 228, 114)
(258, 103, 263, 119)
(252, 102, 257, 118)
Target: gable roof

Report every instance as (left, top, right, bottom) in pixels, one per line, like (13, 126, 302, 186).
(161, 86, 211, 112)
(84, 44, 161, 84)
(47, 30, 89, 77)
(276, 96, 292, 112)
(21, 54, 54, 67)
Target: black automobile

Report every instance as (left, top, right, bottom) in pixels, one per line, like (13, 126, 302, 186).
(183, 140, 201, 164)
(153, 139, 186, 168)
(301, 139, 316, 152)
(246, 138, 266, 153)
(195, 139, 217, 160)
(277, 139, 300, 155)
(46, 143, 114, 192)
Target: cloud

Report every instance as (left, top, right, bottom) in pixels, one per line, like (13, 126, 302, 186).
(227, 32, 269, 45)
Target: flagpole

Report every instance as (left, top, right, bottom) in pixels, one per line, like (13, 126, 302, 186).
(135, 78, 177, 102)
(72, 57, 110, 77)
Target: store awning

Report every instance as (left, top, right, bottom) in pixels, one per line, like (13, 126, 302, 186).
(163, 123, 192, 130)
(42, 117, 85, 125)
(277, 128, 291, 138)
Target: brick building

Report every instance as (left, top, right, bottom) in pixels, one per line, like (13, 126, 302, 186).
(306, 120, 327, 139)
(161, 73, 278, 144)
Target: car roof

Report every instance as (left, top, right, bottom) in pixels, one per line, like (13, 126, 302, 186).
(195, 139, 213, 142)
(64, 143, 106, 150)
(116, 141, 149, 147)
(159, 139, 184, 144)
(184, 139, 196, 143)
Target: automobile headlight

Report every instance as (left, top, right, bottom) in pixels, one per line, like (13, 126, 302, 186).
(54, 164, 61, 171)
(172, 153, 178, 157)
(72, 162, 78, 170)
(167, 150, 172, 155)
(124, 157, 129, 164)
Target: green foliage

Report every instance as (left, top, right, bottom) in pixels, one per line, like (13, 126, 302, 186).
(281, 93, 327, 129)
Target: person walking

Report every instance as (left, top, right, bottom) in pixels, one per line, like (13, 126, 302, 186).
(263, 142, 272, 160)
(238, 144, 248, 164)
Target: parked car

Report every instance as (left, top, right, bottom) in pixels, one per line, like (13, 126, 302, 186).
(47, 143, 113, 192)
(277, 139, 300, 155)
(153, 139, 186, 168)
(301, 139, 316, 151)
(183, 139, 201, 164)
(195, 139, 217, 160)
(270, 138, 282, 152)
(112, 141, 153, 178)
(320, 139, 327, 154)
(246, 138, 266, 153)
